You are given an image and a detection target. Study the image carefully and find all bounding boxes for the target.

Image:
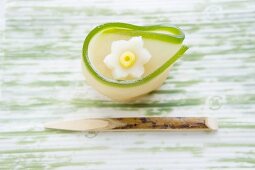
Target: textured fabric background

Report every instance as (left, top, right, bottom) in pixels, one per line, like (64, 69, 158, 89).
(1, 0, 255, 169)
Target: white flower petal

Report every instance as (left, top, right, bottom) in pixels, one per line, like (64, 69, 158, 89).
(129, 36, 143, 49)
(136, 48, 152, 64)
(112, 68, 129, 79)
(103, 54, 118, 69)
(111, 40, 129, 53)
(129, 66, 145, 78)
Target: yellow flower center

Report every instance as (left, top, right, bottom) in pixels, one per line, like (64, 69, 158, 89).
(119, 51, 136, 68)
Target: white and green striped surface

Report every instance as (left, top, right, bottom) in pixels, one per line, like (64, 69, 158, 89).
(1, 0, 255, 169)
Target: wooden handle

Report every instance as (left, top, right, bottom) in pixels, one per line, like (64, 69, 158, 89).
(97, 117, 218, 131)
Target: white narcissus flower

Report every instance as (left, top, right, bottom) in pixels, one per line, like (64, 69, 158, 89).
(103, 36, 151, 80)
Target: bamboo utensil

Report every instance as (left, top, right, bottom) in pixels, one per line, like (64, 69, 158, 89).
(45, 117, 218, 132)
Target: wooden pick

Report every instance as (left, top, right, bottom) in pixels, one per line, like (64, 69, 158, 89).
(45, 117, 218, 132)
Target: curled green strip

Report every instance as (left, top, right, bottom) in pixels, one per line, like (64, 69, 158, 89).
(82, 22, 188, 88)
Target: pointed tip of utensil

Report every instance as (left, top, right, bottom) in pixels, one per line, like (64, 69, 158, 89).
(44, 121, 61, 130)
(44, 119, 109, 131)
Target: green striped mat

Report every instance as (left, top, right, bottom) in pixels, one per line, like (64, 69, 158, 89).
(1, 0, 255, 169)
